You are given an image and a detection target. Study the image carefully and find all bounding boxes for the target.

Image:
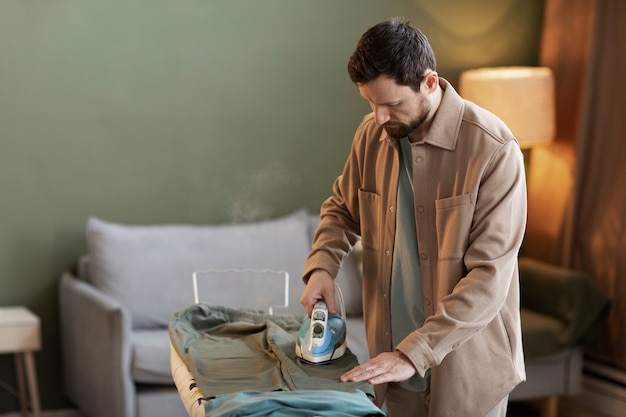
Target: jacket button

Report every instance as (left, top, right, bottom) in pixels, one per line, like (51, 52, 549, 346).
(424, 298, 431, 306)
(415, 156, 423, 164)
(417, 206, 424, 213)
(420, 253, 428, 260)
(389, 206, 394, 212)
(385, 250, 391, 256)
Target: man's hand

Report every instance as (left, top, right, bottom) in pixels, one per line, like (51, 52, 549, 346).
(340, 351, 417, 385)
(300, 270, 337, 316)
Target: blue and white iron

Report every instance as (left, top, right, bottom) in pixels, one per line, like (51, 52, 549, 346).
(295, 286, 347, 364)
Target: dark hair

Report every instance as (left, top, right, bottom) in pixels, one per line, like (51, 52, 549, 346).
(347, 17, 436, 91)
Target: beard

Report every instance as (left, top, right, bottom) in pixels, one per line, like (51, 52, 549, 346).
(383, 108, 430, 139)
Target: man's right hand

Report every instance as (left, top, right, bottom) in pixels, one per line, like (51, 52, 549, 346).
(300, 269, 337, 317)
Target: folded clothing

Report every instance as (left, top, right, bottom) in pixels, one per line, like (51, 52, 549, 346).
(204, 389, 385, 417)
(169, 304, 376, 398)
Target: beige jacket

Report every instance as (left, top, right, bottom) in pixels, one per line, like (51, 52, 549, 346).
(303, 80, 527, 417)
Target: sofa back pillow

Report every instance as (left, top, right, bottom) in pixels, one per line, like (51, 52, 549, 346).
(87, 210, 310, 328)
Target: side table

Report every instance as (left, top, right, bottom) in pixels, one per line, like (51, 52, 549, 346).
(0, 306, 41, 417)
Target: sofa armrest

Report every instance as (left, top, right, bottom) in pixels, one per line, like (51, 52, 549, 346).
(519, 257, 609, 348)
(59, 271, 135, 417)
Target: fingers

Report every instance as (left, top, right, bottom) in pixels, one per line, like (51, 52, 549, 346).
(300, 270, 336, 316)
(340, 363, 376, 383)
(341, 363, 393, 385)
(300, 290, 318, 317)
(322, 285, 338, 316)
(340, 352, 417, 385)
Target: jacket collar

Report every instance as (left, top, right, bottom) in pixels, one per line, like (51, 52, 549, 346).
(379, 78, 464, 151)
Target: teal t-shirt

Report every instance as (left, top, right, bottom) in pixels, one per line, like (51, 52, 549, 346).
(390, 137, 430, 392)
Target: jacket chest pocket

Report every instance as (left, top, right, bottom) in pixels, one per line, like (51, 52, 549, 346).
(358, 189, 381, 251)
(435, 194, 473, 260)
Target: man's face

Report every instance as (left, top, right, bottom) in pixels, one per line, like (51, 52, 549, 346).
(358, 75, 430, 139)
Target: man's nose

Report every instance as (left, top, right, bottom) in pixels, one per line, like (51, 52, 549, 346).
(374, 108, 390, 126)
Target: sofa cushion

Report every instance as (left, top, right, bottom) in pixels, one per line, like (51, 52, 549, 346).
(87, 210, 311, 328)
(520, 307, 564, 357)
(131, 330, 173, 385)
(519, 256, 609, 350)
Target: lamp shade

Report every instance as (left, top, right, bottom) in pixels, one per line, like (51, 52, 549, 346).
(459, 66, 555, 148)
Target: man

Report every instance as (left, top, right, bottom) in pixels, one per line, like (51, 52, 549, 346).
(300, 18, 527, 417)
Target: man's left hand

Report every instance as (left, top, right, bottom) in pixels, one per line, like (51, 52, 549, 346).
(340, 351, 417, 385)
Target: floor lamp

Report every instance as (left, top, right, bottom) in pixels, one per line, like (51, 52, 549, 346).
(458, 66, 556, 171)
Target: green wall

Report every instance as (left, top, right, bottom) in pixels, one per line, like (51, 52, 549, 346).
(0, 0, 544, 411)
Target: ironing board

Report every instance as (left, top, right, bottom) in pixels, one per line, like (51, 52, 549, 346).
(169, 269, 384, 417)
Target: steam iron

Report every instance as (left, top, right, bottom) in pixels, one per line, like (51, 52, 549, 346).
(295, 299, 347, 364)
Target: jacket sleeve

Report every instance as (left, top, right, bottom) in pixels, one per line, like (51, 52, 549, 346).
(301, 117, 370, 282)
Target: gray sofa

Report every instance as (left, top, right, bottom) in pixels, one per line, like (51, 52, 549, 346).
(59, 210, 368, 417)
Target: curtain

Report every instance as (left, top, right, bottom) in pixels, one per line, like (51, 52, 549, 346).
(566, 0, 626, 370)
(523, 0, 595, 265)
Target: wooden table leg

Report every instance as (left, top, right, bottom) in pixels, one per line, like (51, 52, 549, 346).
(14, 353, 28, 417)
(23, 351, 41, 417)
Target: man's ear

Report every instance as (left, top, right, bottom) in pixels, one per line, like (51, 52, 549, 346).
(423, 71, 439, 92)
